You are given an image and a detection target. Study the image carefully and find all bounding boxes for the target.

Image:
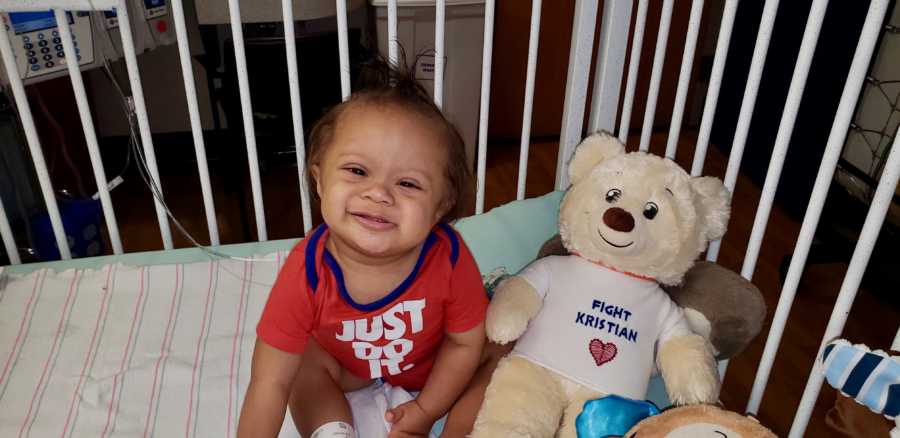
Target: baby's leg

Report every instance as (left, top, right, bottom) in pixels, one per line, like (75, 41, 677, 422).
(470, 356, 567, 438)
(289, 339, 372, 436)
(441, 341, 514, 437)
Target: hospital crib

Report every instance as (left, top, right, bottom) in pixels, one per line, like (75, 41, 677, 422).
(0, 0, 900, 437)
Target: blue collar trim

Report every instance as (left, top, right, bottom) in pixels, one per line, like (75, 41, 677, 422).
(304, 224, 328, 293)
(321, 230, 440, 312)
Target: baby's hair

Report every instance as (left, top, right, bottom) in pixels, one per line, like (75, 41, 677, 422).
(306, 52, 474, 222)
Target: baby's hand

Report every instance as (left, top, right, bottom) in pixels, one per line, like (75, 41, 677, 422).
(385, 400, 435, 438)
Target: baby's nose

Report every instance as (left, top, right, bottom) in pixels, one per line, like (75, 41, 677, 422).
(362, 182, 393, 204)
(603, 207, 635, 232)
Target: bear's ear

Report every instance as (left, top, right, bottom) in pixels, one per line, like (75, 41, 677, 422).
(568, 131, 626, 185)
(691, 176, 731, 241)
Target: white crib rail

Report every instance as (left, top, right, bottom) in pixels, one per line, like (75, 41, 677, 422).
(637, 0, 674, 153)
(709, 0, 830, 381)
(336, 0, 351, 101)
(706, 0, 781, 263)
(664, 0, 704, 159)
(226, 0, 266, 242)
(474, 0, 495, 213)
(790, 125, 900, 436)
(172, 0, 220, 245)
(434, 0, 445, 109)
(894, 324, 900, 352)
(746, 0, 891, 415)
(282, 0, 312, 234)
(515, 0, 541, 201)
(740, 0, 829, 285)
(690, 0, 738, 177)
(555, 0, 599, 190)
(617, 0, 648, 145)
(54, 9, 123, 255)
(0, 20, 70, 259)
(588, 0, 631, 135)
(0, 196, 18, 264)
(118, 0, 174, 249)
(387, 0, 398, 65)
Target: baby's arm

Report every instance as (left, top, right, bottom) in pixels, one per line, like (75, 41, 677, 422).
(386, 323, 486, 437)
(238, 339, 302, 438)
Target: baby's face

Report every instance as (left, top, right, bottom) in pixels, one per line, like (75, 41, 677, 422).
(312, 104, 449, 259)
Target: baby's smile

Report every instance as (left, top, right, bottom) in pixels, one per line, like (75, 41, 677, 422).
(350, 211, 396, 231)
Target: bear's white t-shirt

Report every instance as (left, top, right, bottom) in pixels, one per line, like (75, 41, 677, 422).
(511, 255, 691, 399)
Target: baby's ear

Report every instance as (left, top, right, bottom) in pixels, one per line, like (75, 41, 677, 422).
(568, 131, 625, 185)
(691, 176, 731, 241)
(437, 194, 454, 222)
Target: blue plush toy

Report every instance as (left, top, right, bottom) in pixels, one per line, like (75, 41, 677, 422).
(575, 395, 659, 438)
(822, 339, 900, 437)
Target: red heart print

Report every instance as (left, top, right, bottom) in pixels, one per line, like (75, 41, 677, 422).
(589, 339, 617, 366)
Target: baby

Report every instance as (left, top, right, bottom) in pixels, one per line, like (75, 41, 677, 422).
(237, 58, 488, 438)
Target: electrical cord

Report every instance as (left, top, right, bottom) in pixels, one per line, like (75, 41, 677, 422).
(101, 61, 280, 287)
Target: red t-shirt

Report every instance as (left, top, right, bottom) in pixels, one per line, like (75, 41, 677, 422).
(256, 223, 487, 390)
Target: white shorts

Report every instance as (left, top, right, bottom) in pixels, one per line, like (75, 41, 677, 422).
(279, 381, 446, 438)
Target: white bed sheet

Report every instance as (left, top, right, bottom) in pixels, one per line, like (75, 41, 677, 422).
(0, 252, 287, 438)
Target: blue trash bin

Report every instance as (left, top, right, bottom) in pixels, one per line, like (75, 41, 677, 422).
(30, 197, 105, 261)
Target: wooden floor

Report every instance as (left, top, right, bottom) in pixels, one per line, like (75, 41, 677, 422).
(105, 130, 898, 437)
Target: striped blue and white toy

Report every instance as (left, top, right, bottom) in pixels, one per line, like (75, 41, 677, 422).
(821, 339, 900, 437)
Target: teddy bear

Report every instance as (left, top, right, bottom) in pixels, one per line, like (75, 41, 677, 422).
(470, 131, 729, 437)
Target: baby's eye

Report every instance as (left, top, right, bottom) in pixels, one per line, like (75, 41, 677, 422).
(344, 167, 366, 176)
(399, 180, 421, 190)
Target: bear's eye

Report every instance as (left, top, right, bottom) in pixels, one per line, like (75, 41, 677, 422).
(605, 188, 622, 203)
(643, 202, 659, 219)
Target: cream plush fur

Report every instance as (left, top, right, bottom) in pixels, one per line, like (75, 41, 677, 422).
(471, 132, 728, 437)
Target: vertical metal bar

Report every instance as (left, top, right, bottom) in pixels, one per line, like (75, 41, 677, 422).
(226, 0, 267, 241)
(745, 0, 889, 415)
(790, 127, 899, 437)
(388, 0, 398, 65)
(706, 0, 780, 262)
(665, 0, 705, 159)
(555, 0, 599, 190)
(434, 0, 446, 109)
(0, 18, 70, 259)
(171, 0, 220, 245)
(55, 9, 123, 255)
(740, 0, 829, 281)
(691, 0, 739, 176)
(516, 0, 542, 201)
(282, 0, 312, 234)
(718, 0, 828, 382)
(0, 197, 19, 265)
(617, 0, 648, 145)
(638, 0, 674, 152)
(475, 0, 496, 214)
(588, 0, 633, 134)
(117, 0, 174, 249)
(336, 0, 351, 100)
(893, 324, 900, 352)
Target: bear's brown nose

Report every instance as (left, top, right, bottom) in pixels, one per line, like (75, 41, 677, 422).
(603, 207, 635, 232)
